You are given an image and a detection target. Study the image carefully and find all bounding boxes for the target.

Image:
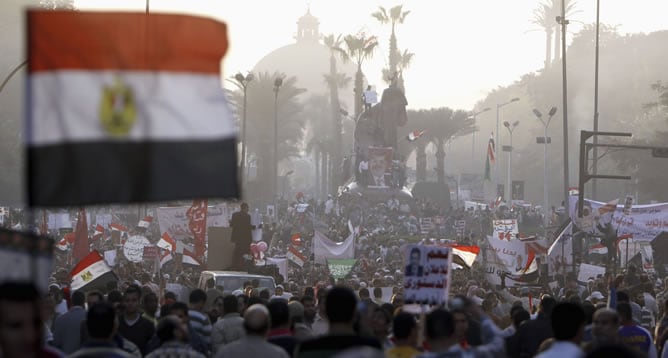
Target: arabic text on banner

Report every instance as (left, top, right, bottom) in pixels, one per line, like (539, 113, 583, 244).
(403, 244, 451, 306)
(569, 196, 668, 241)
(156, 204, 230, 240)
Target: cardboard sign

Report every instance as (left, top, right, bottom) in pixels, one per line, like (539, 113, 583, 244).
(403, 245, 451, 306)
(577, 263, 606, 283)
(143, 246, 159, 260)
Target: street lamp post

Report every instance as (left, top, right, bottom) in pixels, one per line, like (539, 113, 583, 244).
(533, 107, 558, 235)
(273, 76, 283, 199)
(496, 98, 520, 194)
(503, 120, 519, 203)
(470, 107, 491, 165)
(233, 72, 254, 179)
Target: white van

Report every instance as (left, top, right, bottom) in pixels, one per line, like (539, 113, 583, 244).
(197, 271, 276, 295)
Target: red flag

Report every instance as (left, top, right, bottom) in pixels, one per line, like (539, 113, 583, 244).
(72, 208, 90, 261)
(291, 233, 302, 246)
(187, 199, 208, 261)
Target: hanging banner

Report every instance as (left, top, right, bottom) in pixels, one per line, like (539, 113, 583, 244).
(403, 245, 451, 306)
(186, 200, 208, 261)
(266, 257, 288, 281)
(48, 213, 71, 229)
(156, 204, 230, 240)
(312, 231, 355, 263)
(327, 259, 357, 279)
(569, 197, 668, 241)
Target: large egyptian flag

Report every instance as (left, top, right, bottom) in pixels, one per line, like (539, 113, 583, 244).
(70, 250, 117, 291)
(26, 11, 238, 207)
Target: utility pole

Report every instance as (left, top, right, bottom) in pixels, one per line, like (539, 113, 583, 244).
(592, 0, 601, 200)
(559, 0, 571, 210)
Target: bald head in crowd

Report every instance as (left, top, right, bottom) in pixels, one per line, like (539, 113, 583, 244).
(244, 304, 271, 337)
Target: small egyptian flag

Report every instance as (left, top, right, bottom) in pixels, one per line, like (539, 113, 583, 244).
(138, 216, 153, 228)
(157, 232, 176, 252)
(406, 130, 425, 142)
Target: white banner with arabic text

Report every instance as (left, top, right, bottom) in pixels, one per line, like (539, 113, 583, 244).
(569, 196, 668, 241)
(156, 204, 231, 240)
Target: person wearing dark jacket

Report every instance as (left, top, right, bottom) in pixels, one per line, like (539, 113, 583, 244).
(230, 203, 255, 270)
(507, 295, 556, 358)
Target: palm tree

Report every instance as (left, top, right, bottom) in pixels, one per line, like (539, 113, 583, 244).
(550, 0, 578, 62)
(531, 0, 577, 67)
(371, 5, 410, 80)
(407, 108, 476, 183)
(323, 34, 352, 194)
(532, 2, 553, 69)
(337, 33, 378, 119)
(228, 72, 306, 197)
(395, 49, 414, 92)
(304, 94, 334, 199)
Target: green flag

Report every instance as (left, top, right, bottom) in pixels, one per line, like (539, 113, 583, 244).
(484, 154, 491, 181)
(327, 259, 357, 279)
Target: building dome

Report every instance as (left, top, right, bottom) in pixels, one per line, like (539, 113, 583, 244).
(252, 8, 357, 107)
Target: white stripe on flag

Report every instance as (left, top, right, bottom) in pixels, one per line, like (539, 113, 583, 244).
(70, 259, 111, 291)
(452, 248, 478, 268)
(29, 71, 236, 146)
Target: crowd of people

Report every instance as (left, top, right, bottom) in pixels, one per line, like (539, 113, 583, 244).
(3, 268, 668, 358)
(0, 192, 666, 358)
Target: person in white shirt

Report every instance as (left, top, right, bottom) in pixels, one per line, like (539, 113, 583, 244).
(324, 196, 334, 215)
(536, 302, 587, 358)
(362, 85, 377, 111)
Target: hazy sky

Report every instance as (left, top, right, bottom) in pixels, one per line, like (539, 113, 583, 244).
(74, 0, 668, 110)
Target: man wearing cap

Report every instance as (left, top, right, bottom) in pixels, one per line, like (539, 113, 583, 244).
(586, 291, 606, 305)
(272, 285, 290, 301)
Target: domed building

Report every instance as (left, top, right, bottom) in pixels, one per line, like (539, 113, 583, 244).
(252, 8, 357, 109)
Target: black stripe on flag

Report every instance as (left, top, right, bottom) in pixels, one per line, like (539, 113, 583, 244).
(27, 138, 238, 206)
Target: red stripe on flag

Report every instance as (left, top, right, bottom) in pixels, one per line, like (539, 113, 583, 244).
(289, 246, 306, 261)
(69, 250, 104, 277)
(28, 11, 228, 73)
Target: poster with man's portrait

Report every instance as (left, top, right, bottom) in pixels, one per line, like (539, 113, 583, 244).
(366, 146, 393, 188)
